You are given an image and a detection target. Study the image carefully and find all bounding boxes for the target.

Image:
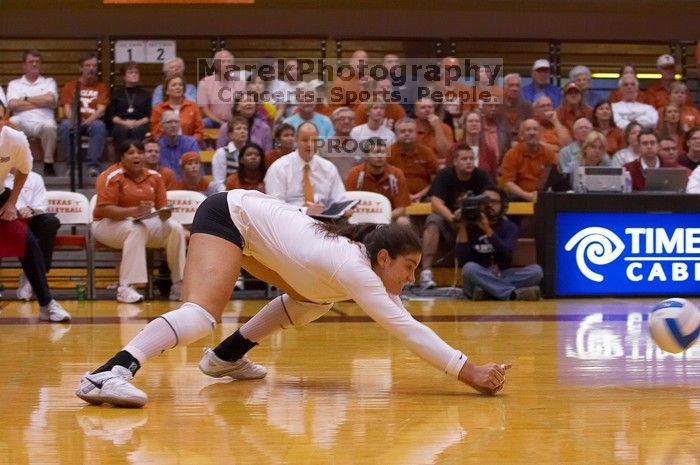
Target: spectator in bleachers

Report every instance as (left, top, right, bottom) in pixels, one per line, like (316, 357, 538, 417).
(4, 168, 61, 301)
(266, 123, 295, 166)
(658, 134, 691, 176)
(447, 111, 498, 181)
(151, 57, 197, 106)
(157, 110, 200, 179)
(318, 107, 361, 180)
(607, 64, 641, 103)
(456, 185, 543, 301)
(501, 119, 558, 202)
(569, 131, 611, 192)
(0, 124, 70, 322)
(687, 164, 700, 193)
(108, 61, 151, 148)
(569, 65, 604, 108)
(611, 75, 658, 129)
(143, 137, 176, 190)
(435, 56, 473, 115)
(414, 97, 453, 163)
(481, 102, 513, 165)
(679, 126, 700, 171)
(611, 121, 642, 168)
(58, 52, 109, 178)
(264, 122, 346, 216)
(172, 152, 208, 192)
(521, 59, 561, 108)
(623, 128, 661, 191)
(476, 65, 503, 105)
(645, 54, 694, 110)
(558, 117, 593, 175)
(6, 49, 58, 176)
(209, 115, 248, 194)
(92, 139, 186, 303)
(354, 78, 406, 129)
(383, 53, 416, 116)
(658, 103, 686, 155)
(388, 117, 439, 202)
(197, 50, 245, 129)
(344, 137, 410, 223)
(497, 73, 532, 139)
(418, 145, 493, 289)
(532, 96, 571, 152)
(350, 100, 396, 146)
(246, 73, 278, 125)
(215, 92, 272, 152)
(225, 142, 266, 192)
(151, 74, 204, 143)
(556, 82, 593, 134)
(668, 82, 700, 131)
(283, 82, 334, 140)
(592, 101, 624, 156)
(268, 58, 300, 119)
(329, 49, 368, 111)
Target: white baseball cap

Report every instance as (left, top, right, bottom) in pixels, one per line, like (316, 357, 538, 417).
(656, 54, 675, 68)
(532, 59, 551, 70)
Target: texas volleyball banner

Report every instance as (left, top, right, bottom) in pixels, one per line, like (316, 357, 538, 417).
(556, 212, 700, 295)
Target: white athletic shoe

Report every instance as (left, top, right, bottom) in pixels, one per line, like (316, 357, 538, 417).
(76, 366, 148, 408)
(16, 273, 34, 301)
(39, 300, 71, 323)
(198, 348, 267, 380)
(235, 276, 245, 290)
(419, 269, 436, 289)
(117, 285, 144, 304)
(168, 281, 182, 301)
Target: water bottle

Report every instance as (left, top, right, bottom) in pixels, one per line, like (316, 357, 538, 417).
(75, 283, 87, 301)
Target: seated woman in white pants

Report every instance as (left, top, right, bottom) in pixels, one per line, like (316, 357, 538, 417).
(92, 139, 186, 303)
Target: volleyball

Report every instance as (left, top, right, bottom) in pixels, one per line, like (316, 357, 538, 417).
(648, 298, 700, 353)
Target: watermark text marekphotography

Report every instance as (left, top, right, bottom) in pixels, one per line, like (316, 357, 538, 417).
(197, 57, 504, 105)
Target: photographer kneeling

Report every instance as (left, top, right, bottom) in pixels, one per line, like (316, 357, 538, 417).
(419, 145, 492, 289)
(456, 186, 543, 301)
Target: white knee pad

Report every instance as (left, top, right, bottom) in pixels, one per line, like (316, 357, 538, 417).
(159, 302, 216, 346)
(281, 294, 334, 328)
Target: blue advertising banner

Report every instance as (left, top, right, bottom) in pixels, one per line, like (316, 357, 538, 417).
(556, 212, 700, 295)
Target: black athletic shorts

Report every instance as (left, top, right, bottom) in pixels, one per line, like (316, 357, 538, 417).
(190, 192, 244, 249)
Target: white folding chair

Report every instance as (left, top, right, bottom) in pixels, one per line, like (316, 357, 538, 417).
(166, 190, 207, 226)
(45, 191, 94, 298)
(344, 191, 392, 225)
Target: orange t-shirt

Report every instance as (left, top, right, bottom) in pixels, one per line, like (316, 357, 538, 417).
(353, 102, 406, 129)
(225, 173, 265, 192)
(539, 121, 563, 149)
(601, 126, 625, 155)
(59, 79, 109, 122)
(387, 142, 439, 194)
(151, 100, 204, 142)
(94, 164, 167, 220)
(415, 118, 454, 158)
(500, 142, 558, 193)
(555, 104, 593, 134)
(645, 81, 695, 109)
(328, 76, 362, 111)
(173, 177, 209, 192)
(158, 166, 177, 190)
(344, 163, 410, 209)
(680, 105, 700, 130)
(266, 148, 293, 167)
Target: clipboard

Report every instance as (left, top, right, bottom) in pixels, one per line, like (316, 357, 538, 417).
(310, 199, 360, 220)
(133, 205, 175, 221)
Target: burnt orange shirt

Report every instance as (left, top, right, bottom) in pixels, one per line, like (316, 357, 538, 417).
(388, 142, 439, 194)
(266, 148, 293, 167)
(59, 79, 109, 122)
(328, 76, 362, 111)
(680, 105, 700, 130)
(500, 142, 558, 193)
(555, 104, 593, 134)
(157, 166, 177, 190)
(415, 118, 454, 157)
(601, 126, 625, 155)
(151, 99, 204, 142)
(225, 173, 265, 192)
(608, 89, 648, 104)
(94, 164, 167, 220)
(353, 103, 406, 129)
(344, 163, 410, 209)
(539, 121, 563, 149)
(645, 81, 695, 109)
(173, 177, 209, 192)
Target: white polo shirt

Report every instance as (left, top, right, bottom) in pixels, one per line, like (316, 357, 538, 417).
(0, 126, 33, 185)
(226, 189, 467, 379)
(3, 171, 47, 212)
(6, 75, 57, 122)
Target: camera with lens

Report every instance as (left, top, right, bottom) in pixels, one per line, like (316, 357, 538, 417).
(460, 193, 490, 224)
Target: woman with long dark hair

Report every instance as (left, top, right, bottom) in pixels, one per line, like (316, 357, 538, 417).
(76, 190, 511, 407)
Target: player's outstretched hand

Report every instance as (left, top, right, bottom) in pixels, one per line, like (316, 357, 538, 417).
(458, 361, 512, 395)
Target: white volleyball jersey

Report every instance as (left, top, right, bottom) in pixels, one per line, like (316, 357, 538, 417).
(226, 189, 466, 378)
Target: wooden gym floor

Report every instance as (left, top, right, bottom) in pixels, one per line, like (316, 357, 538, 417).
(0, 296, 698, 465)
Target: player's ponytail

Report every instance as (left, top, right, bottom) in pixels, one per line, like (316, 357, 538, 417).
(315, 222, 421, 266)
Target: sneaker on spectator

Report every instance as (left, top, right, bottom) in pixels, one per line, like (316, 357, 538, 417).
(514, 286, 541, 301)
(235, 276, 245, 290)
(39, 300, 72, 323)
(75, 365, 148, 408)
(16, 272, 34, 301)
(117, 285, 144, 304)
(198, 348, 267, 380)
(419, 269, 436, 289)
(169, 281, 182, 301)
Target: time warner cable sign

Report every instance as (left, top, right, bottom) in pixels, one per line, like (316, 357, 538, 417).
(556, 212, 700, 295)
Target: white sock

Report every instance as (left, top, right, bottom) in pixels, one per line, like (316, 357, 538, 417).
(124, 302, 216, 364)
(239, 295, 292, 342)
